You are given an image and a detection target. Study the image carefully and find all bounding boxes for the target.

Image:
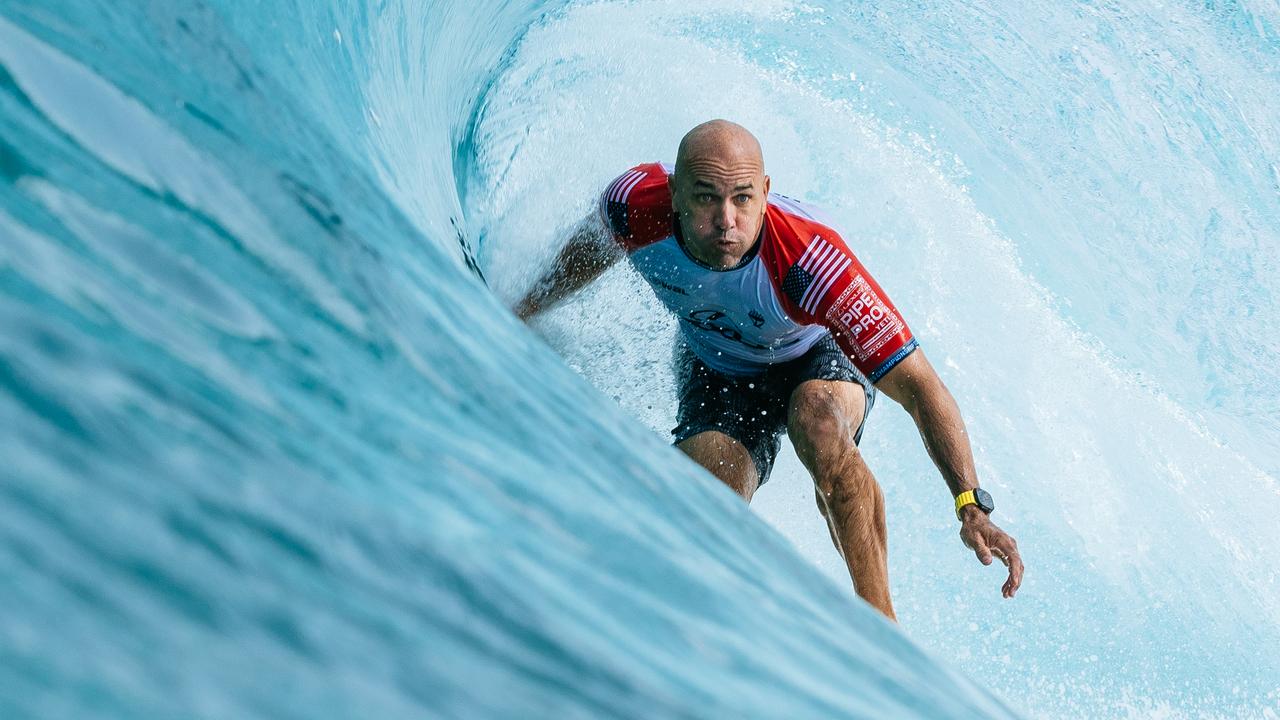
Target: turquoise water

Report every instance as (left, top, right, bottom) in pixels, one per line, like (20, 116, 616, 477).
(1, 1, 1277, 718)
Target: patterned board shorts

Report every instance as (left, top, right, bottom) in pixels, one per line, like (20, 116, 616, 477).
(671, 334, 877, 485)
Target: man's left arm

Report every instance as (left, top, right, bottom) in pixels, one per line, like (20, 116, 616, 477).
(875, 349, 1025, 599)
(787, 222, 1024, 597)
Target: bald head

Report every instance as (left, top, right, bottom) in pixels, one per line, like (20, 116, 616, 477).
(675, 119, 764, 180)
(669, 120, 771, 270)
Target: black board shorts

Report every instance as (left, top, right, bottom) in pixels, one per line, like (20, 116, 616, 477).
(671, 334, 877, 485)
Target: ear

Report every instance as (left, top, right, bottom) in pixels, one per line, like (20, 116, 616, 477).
(763, 174, 771, 197)
(667, 172, 680, 213)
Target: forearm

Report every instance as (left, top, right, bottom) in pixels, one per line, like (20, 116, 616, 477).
(875, 351, 1023, 595)
(904, 381, 980, 498)
(515, 255, 583, 320)
(876, 351, 980, 499)
(516, 219, 620, 320)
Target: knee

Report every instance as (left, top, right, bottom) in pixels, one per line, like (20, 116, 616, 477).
(789, 389, 831, 438)
(789, 384, 864, 440)
(788, 385, 865, 474)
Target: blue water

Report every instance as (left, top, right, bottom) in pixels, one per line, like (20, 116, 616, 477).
(1, 1, 1277, 718)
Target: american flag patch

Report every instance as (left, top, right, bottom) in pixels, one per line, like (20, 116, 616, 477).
(602, 169, 647, 236)
(782, 236, 851, 314)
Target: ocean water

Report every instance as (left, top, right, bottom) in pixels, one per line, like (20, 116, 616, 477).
(1, 1, 1277, 718)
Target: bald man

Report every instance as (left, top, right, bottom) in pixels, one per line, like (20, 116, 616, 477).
(516, 120, 1022, 620)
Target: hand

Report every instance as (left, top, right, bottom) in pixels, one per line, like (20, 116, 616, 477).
(958, 507, 1024, 598)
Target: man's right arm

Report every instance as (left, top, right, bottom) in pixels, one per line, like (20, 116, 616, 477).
(514, 213, 622, 321)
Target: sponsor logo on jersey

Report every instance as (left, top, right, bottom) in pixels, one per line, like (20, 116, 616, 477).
(684, 309, 770, 350)
(826, 277, 905, 363)
(653, 278, 688, 296)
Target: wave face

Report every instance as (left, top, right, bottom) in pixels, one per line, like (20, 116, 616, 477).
(1, 1, 1276, 718)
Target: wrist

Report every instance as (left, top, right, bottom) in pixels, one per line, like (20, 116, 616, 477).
(954, 486, 995, 521)
(958, 504, 987, 523)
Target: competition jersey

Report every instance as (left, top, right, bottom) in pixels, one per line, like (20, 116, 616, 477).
(598, 162, 918, 379)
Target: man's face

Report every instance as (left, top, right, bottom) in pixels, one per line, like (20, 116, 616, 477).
(669, 159, 770, 270)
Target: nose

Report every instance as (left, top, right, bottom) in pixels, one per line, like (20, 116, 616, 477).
(715, 200, 735, 231)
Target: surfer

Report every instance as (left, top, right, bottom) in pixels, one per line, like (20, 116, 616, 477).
(515, 120, 1022, 620)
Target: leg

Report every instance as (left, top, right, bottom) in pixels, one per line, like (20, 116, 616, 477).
(787, 380, 896, 621)
(670, 342, 776, 502)
(677, 430, 760, 502)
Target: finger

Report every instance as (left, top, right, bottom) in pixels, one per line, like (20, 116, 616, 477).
(968, 532, 993, 566)
(1006, 548, 1024, 597)
(990, 547, 1010, 567)
(998, 542, 1024, 598)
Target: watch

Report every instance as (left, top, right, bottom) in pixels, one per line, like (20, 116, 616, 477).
(954, 487, 994, 520)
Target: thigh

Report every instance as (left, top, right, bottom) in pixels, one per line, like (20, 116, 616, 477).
(676, 431, 760, 500)
(671, 345, 788, 485)
(787, 379, 868, 449)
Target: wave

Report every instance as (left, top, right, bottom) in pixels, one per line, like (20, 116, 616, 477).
(2, 0, 1278, 718)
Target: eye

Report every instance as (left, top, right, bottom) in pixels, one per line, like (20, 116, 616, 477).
(735, 194, 752, 204)
(695, 193, 714, 203)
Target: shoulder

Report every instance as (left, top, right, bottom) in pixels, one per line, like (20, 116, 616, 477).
(768, 193, 844, 232)
(597, 162, 674, 251)
(763, 193, 851, 267)
(762, 194, 919, 382)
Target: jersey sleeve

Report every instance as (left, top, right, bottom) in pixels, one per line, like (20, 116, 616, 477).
(779, 229, 918, 382)
(596, 163, 674, 252)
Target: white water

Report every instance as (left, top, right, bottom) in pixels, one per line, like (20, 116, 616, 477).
(473, 2, 1280, 716)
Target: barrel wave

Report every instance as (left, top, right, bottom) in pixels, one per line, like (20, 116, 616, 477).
(1, 1, 1277, 718)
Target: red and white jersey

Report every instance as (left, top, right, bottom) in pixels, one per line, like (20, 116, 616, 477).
(598, 162, 918, 379)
